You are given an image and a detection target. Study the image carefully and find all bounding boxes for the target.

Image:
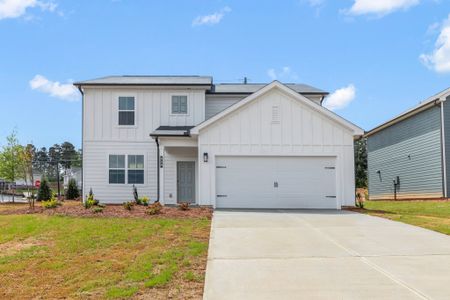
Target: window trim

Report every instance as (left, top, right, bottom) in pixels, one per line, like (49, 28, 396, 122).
(127, 154, 145, 185)
(108, 154, 126, 184)
(107, 153, 146, 185)
(170, 94, 189, 115)
(117, 95, 137, 127)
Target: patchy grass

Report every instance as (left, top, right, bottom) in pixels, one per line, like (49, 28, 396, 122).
(359, 200, 450, 235)
(0, 214, 211, 299)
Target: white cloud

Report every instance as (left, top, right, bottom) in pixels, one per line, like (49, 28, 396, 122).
(307, 0, 324, 7)
(29, 75, 79, 101)
(345, 0, 420, 16)
(0, 0, 57, 20)
(192, 6, 231, 26)
(420, 14, 450, 73)
(267, 66, 299, 81)
(323, 84, 356, 111)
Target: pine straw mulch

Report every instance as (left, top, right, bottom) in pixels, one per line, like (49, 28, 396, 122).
(0, 201, 213, 219)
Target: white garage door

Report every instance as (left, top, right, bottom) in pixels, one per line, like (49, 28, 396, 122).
(215, 156, 337, 209)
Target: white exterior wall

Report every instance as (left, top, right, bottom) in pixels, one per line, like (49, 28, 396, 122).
(83, 141, 157, 203)
(82, 87, 206, 203)
(197, 89, 356, 208)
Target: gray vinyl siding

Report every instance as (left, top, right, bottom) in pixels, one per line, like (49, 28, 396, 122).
(205, 95, 243, 119)
(367, 105, 443, 199)
(443, 96, 450, 197)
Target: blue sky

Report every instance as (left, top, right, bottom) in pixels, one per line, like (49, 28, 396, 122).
(1, 0, 449, 149)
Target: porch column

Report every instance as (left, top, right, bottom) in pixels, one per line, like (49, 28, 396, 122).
(159, 145, 165, 204)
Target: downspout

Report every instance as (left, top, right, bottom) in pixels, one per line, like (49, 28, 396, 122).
(77, 85, 85, 200)
(440, 99, 447, 198)
(155, 137, 160, 202)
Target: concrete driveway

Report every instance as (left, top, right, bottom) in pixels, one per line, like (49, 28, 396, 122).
(203, 210, 450, 300)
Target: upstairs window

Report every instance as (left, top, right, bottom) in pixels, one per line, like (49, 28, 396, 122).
(128, 155, 144, 184)
(171, 95, 188, 114)
(118, 97, 135, 125)
(109, 155, 125, 184)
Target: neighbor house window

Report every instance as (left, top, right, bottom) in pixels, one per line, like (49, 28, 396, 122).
(128, 155, 144, 184)
(171, 95, 188, 114)
(118, 96, 135, 125)
(109, 155, 125, 184)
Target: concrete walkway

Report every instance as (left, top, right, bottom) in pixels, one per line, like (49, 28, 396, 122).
(203, 210, 450, 300)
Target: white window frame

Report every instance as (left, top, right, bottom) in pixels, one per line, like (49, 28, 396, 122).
(170, 94, 189, 115)
(127, 154, 145, 185)
(108, 154, 126, 184)
(107, 153, 146, 185)
(117, 95, 137, 127)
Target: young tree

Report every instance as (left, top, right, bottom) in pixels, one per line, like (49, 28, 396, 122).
(354, 138, 368, 188)
(37, 178, 52, 201)
(66, 178, 80, 200)
(0, 131, 24, 202)
(19, 144, 36, 209)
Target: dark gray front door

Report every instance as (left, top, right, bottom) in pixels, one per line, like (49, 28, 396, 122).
(177, 161, 195, 203)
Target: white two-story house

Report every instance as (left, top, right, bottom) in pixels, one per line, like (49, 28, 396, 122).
(74, 76, 363, 209)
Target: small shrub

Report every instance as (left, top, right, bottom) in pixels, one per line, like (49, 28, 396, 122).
(355, 192, 365, 209)
(42, 196, 61, 209)
(66, 178, 80, 200)
(92, 207, 103, 214)
(37, 179, 52, 201)
(123, 201, 134, 211)
(84, 188, 99, 209)
(178, 202, 190, 211)
(146, 201, 162, 215)
(136, 196, 149, 206)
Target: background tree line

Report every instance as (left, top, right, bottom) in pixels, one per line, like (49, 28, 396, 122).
(0, 130, 81, 187)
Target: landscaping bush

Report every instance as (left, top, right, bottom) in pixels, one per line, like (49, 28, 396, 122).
(146, 201, 162, 215)
(92, 207, 103, 213)
(84, 188, 99, 209)
(123, 201, 134, 210)
(178, 202, 190, 211)
(66, 178, 80, 200)
(136, 196, 149, 206)
(42, 196, 61, 209)
(37, 179, 52, 201)
(355, 192, 364, 209)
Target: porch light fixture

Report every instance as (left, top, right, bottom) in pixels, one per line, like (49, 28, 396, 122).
(203, 152, 209, 163)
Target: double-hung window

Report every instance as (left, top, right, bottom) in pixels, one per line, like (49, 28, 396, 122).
(118, 96, 135, 125)
(171, 95, 188, 114)
(128, 155, 144, 184)
(108, 154, 144, 184)
(109, 155, 125, 184)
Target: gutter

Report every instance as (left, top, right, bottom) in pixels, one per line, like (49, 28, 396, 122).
(155, 137, 160, 203)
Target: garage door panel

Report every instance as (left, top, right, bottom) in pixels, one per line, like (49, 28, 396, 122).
(216, 156, 337, 209)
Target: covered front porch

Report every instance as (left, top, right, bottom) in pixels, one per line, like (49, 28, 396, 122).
(151, 126, 200, 205)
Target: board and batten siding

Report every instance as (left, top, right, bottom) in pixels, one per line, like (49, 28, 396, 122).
(82, 87, 206, 203)
(367, 105, 444, 200)
(197, 88, 356, 208)
(205, 94, 323, 120)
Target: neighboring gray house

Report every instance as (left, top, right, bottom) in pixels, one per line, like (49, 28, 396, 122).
(365, 87, 450, 200)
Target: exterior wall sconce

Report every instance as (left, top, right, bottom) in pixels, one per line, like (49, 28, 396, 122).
(203, 152, 209, 163)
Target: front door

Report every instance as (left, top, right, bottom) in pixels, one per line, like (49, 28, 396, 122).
(177, 161, 195, 203)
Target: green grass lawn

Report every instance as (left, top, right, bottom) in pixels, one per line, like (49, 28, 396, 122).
(0, 214, 210, 299)
(362, 200, 450, 235)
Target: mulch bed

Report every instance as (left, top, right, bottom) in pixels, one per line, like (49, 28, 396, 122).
(0, 201, 213, 219)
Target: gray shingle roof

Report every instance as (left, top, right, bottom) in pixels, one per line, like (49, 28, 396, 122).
(210, 83, 328, 94)
(74, 75, 213, 86)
